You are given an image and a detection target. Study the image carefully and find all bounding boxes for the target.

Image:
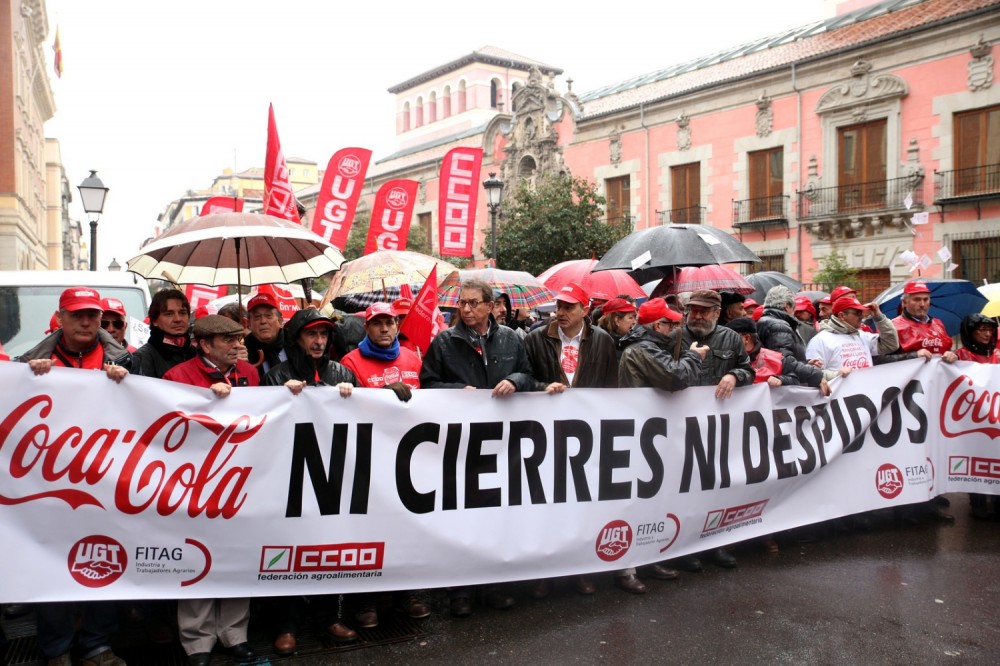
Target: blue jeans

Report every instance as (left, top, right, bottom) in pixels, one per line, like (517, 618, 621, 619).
(35, 601, 118, 659)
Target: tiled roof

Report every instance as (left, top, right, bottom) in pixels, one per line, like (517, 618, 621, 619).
(579, 0, 999, 118)
(388, 46, 563, 94)
(370, 127, 488, 178)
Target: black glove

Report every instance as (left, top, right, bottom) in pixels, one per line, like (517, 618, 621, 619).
(385, 381, 412, 402)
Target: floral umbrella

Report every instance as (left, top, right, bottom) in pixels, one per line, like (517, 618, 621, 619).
(321, 250, 458, 310)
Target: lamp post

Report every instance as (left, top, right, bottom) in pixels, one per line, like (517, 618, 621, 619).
(77, 170, 109, 271)
(482, 172, 504, 265)
(107, 258, 121, 272)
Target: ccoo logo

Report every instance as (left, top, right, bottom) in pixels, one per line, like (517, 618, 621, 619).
(67, 535, 127, 588)
(595, 520, 632, 562)
(875, 463, 904, 499)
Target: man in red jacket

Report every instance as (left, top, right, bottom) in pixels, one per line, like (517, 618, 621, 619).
(341, 302, 421, 395)
(891, 281, 958, 362)
(162, 315, 257, 666)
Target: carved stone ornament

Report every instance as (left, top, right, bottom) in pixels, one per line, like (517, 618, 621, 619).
(609, 126, 622, 167)
(816, 60, 908, 113)
(904, 137, 924, 187)
(803, 155, 821, 201)
(677, 113, 691, 151)
(968, 35, 994, 91)
(755, 92, 772, 138)
(496, 66, 568, 192)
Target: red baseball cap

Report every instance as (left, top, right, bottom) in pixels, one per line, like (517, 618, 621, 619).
(555, 282, 589, 306)
(392, 298, 413, 316)
(247, 292, 279, 312)
(903, 281, 931, 295)
(832, 296, 866, 315)
(101, 297, 127, 318)
(638, 298, 682, 325)
(743, 298, 760, 309)
(601, 298, 636, 315)
(819, 296, 832, 306)
(365, 302, 396, 323)
(59, 287, 102, 312)
(830, 285, 857, 302)
(794, 295, 817, 316)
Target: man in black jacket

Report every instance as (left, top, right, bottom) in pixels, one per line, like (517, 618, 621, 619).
(753, 286, 809, 363)
(245, 292, 287, 383)
(419, 277, 538, 616)
(131, 289, 193, 378)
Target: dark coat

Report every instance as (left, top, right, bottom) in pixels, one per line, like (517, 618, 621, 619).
(18, 328, 133, 371)
(264, 309, 357, 387)
(660, 324, 755, 387)
(525, 320, 618, 388)
(132, 327, 195, 378)
(756, 308, 808, 362)
(618, 325, 703, 390)
(420, 315, 539, 391)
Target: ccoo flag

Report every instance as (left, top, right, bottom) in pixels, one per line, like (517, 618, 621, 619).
(437, 147, 483, 258)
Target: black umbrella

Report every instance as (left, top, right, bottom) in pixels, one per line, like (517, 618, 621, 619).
(593, 224, 760, 284)
(745, 271, 803, 304)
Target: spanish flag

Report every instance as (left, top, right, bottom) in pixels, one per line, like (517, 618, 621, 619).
(53, 27, 63, 78)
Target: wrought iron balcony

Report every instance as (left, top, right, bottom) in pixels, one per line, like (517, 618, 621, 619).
(656, 206, 705, 225)
(797, 176, 922, 220)
(934, 164, 1000, 204)
(731, 195, 790, 239)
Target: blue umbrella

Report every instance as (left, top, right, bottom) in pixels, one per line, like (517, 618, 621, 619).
(872, 278, 988, 336)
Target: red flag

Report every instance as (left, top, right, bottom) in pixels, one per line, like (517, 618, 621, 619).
(399, 265, 443, 355)
(438, 147, 483, 257)
(364, 179, 419, 255)
(184, 284, 228, 312)
(312, 148, 372, 249)
(200, 196, 244, 215)
(262, 104, 300, 222)
(52, 27, 63, 78)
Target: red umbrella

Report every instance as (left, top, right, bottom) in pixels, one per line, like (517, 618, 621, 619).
(653, 265, 755, 296)
(538, 259, 646, 301)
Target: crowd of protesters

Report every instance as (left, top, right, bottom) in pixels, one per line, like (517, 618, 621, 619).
(2, 275, 998, 666)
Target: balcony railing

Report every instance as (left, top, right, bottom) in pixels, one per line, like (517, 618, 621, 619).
(732, 195, 789, 225)
(656, 206, 705, 225)
(605, 215, 634, 232)
(934, 164, 1000, 203)
(797, 176, 922, 219)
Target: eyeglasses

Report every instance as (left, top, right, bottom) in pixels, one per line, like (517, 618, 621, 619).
(101, 319, 125, 330)
(458, 299, 489, 309)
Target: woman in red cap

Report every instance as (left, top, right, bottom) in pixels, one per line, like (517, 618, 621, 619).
(596, 297, 638, 358)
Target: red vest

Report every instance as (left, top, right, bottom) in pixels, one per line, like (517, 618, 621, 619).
(52, 342, 105, 370)
(751, 347, 784, 384)
(893, 315, 953, 355)
(956, 347, 1000, 364)
(341, 347, 422, 389)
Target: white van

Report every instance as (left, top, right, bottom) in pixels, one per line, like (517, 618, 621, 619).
(0, 270, 152, 358)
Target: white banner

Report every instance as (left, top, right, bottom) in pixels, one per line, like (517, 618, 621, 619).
(1, 359, 998, 602)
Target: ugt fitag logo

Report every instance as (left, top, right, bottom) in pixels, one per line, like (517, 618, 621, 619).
(68, 535, 127, 588)
(875, 463, 904, 499)
(595, 520, 632, 562)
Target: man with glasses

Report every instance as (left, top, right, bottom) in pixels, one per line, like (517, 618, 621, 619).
(163, 315, 258, 666)
(805, 296, 898, 371)
(419, 277, 538, 617)
(100, 297, 136, 351)
(132, 289, 194, 379)
(244, 292, 287, 383)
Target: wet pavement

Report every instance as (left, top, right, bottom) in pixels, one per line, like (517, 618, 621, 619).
(5, 494, 998, 665)
(298, 493, 1000, 665)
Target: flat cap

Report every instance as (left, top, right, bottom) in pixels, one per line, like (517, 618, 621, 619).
(192, 314, 243, 338)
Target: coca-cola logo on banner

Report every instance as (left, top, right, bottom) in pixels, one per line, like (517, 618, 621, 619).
(68, 535, 126, 588)
(940, 374, 1000, 439)
(386, 188, 409, 210)
(875, 463, 904, 499)
(594, 519, 632, 562)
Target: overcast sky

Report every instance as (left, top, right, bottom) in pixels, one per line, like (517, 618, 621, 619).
(43, 0, 828, 269)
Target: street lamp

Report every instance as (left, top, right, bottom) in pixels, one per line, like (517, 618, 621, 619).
(77, 170, 109, 271)
(107, 258, 121, 272)
(482, 172, 504, 264)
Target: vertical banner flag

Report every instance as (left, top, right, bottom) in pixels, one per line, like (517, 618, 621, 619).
(311, 148, 372, 250)
(364, 180, 419, 255)
(262, 104, 300, 223)
(52, 27, 63, 78)
(184, 284, 228, 312)
(399, 264, 442, 355)
(437, 147, 483, 257)
(200, 197, 244, 216)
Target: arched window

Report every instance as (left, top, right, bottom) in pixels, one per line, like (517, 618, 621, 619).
(415, 96, 424, 127)
(402, 101, 411, 132)
(458, 81, 467, 113)
(490, 79, 500, 109)
(511, 82, 521, 113)
(428, 91, 437, 123)
(443, 85, 452, 118)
